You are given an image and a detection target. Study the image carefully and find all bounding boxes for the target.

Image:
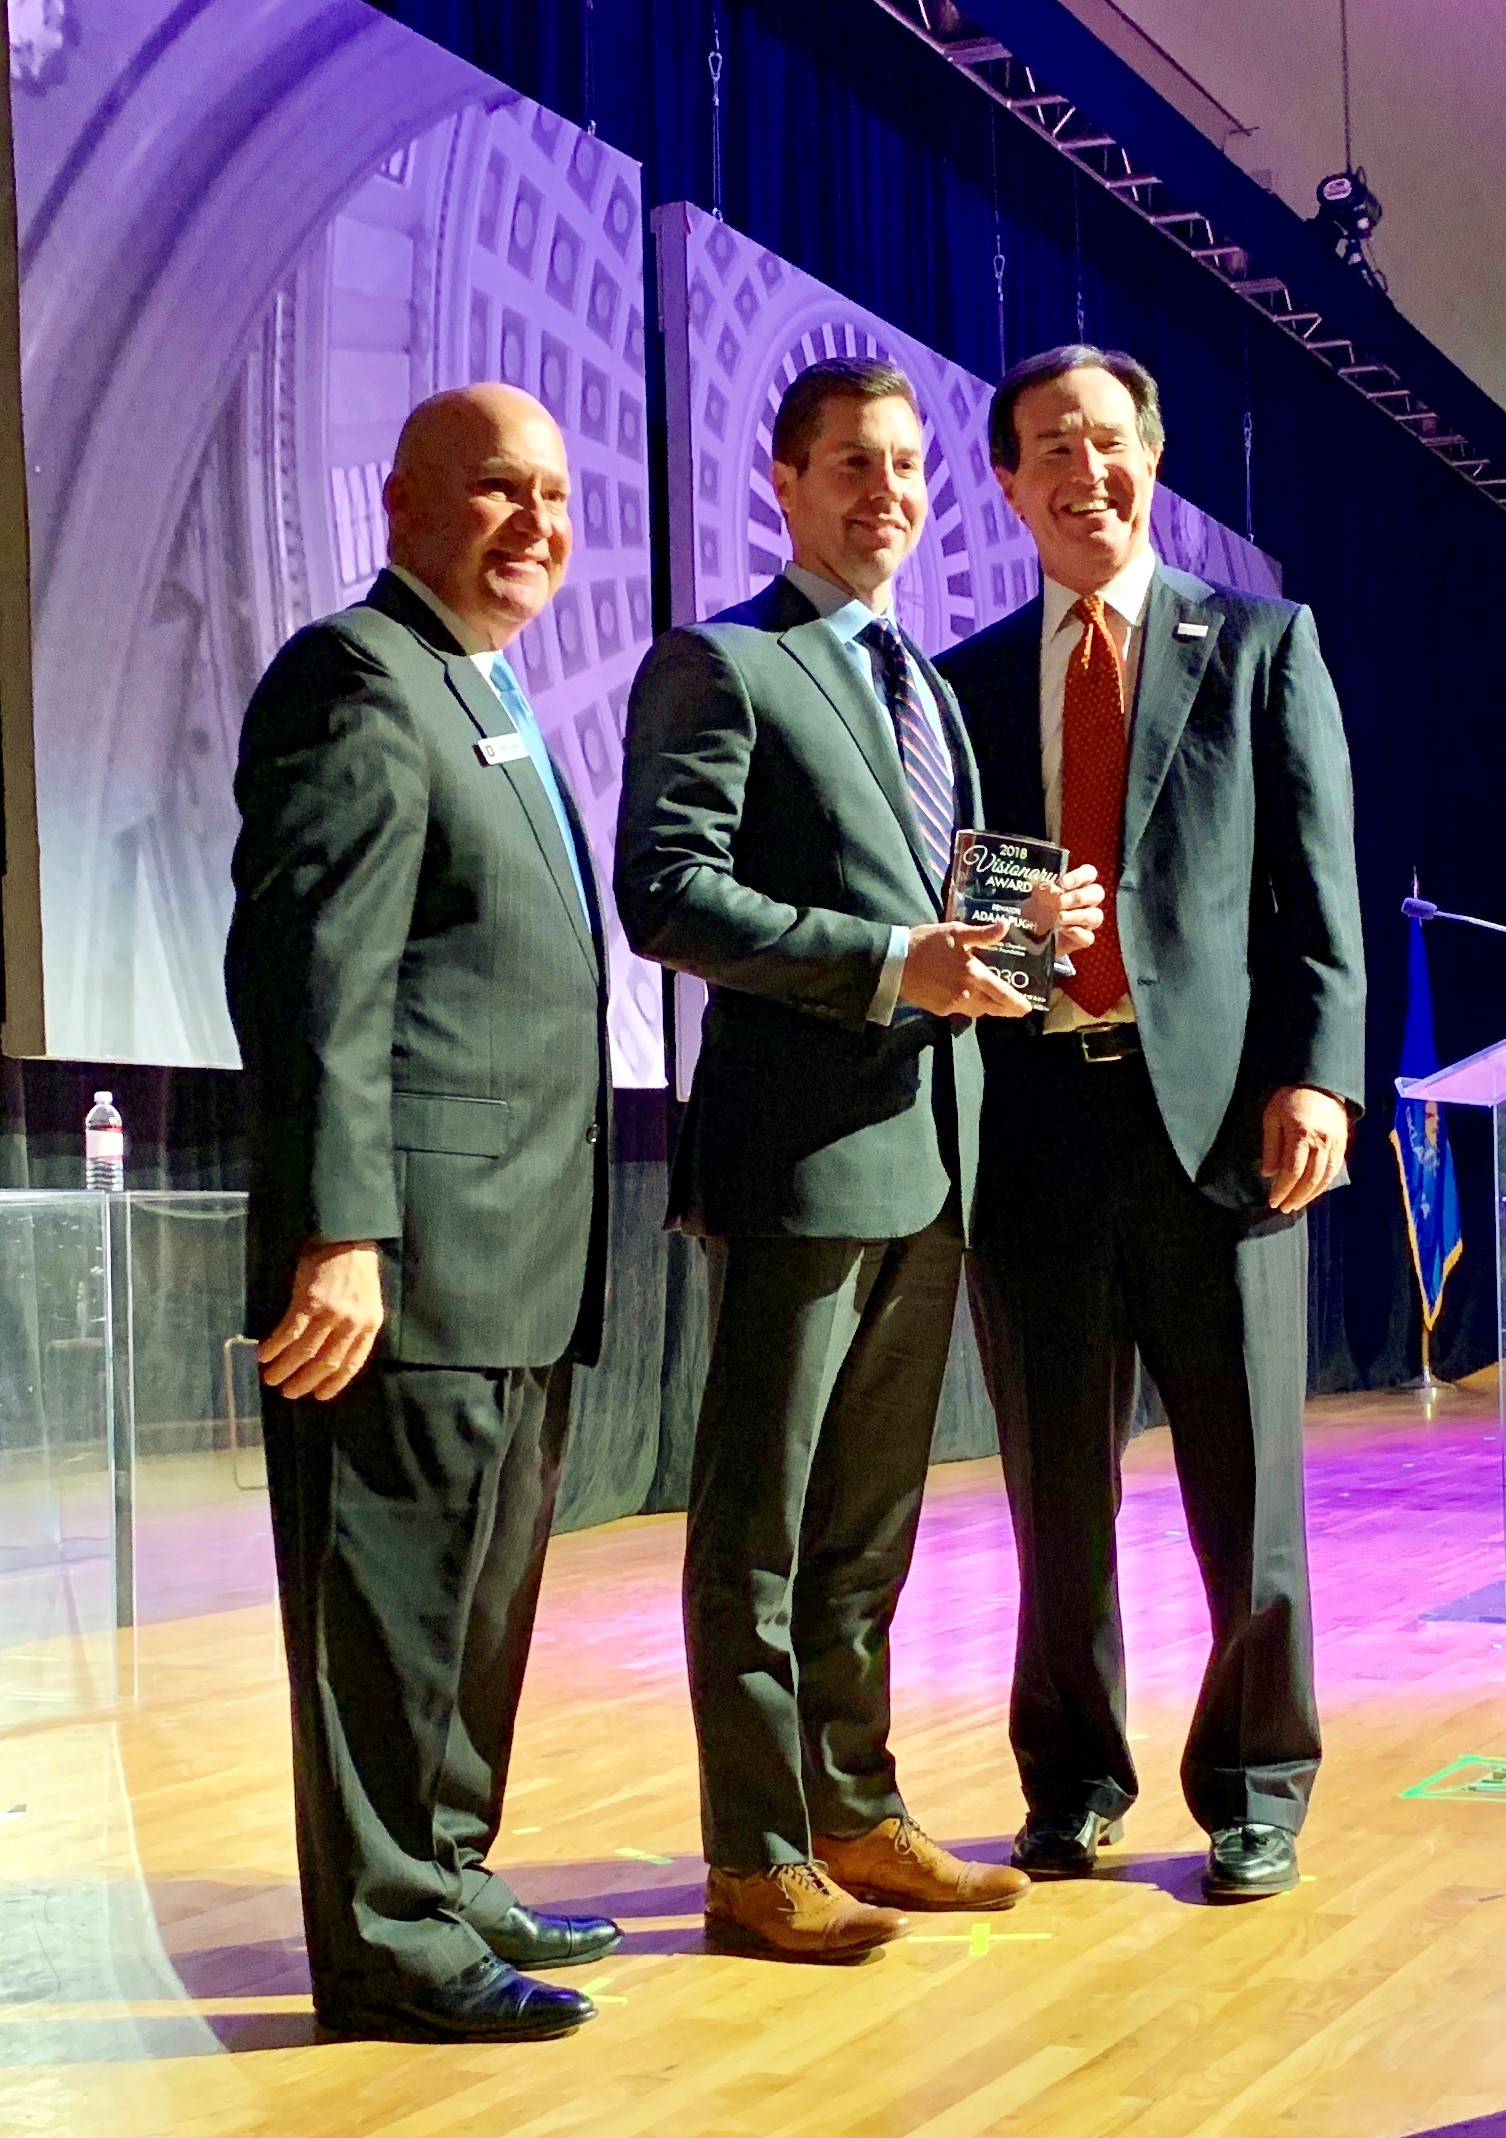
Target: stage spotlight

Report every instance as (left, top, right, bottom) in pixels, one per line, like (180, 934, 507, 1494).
(1311, 167, 1388, 293)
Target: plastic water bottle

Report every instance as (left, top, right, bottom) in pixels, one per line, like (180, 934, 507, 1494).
(84, 1091, 125, 1193)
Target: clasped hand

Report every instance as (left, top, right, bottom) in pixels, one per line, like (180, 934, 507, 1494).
(900, 863, 1105, 1020)
(258, 1240, 385, 1401)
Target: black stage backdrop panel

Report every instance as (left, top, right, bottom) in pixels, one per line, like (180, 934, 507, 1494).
(368, 0, 1506, 1388)
(4, 0, 1502, 1514)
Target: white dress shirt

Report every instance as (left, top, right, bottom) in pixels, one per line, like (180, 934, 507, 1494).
(1038, 545, 1158, 1033)
(389, 561, 499, 670)
(782, 564, 952, 1028)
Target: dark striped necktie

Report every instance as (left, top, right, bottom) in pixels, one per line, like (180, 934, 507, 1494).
(860, 615, 956, 891)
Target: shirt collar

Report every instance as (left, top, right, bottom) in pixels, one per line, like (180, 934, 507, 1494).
(1042, 544, 1159, 641)
(388, 562, 502, 668)
(783, 562, 892, 650)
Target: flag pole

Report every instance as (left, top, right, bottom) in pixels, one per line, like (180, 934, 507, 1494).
(1394, 878, 1460, 1409)
(1406, 1296, 1448, 1408)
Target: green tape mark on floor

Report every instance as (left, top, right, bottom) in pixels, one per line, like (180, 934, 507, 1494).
(1400, 1754, 1506, 1801)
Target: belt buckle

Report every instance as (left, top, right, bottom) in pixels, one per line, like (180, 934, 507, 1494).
(1079, 1024, 1126, 1064)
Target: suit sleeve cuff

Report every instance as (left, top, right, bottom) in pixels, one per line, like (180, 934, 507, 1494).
(867, 926, 910, 1026)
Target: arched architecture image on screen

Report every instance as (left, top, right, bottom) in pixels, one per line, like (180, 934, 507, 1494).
(652, 200, 1280, 1088)
(8, 0, 663, 1082)
(654, 202, 1279, 638)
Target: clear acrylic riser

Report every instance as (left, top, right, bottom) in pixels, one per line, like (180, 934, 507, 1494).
(0, 1191, 269, 1725)
(1398, 1045, 1506, 1622)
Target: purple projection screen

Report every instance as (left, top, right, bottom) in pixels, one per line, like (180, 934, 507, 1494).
(654, 200, 1280, 1092)
(655, 200, 1280, 634)
(5, 0, 663, 1084)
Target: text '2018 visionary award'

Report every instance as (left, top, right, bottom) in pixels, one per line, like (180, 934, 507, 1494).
(946, 832, 1069, 1012)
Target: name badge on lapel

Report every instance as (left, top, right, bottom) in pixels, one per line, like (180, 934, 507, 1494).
(475, 732, 529, 767)
(1174, 621, 1210, 640)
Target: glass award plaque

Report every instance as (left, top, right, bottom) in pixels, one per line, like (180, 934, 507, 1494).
(947, 831, 1069, 1012)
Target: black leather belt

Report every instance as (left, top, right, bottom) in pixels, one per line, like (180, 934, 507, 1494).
(1043, 1023, 1144, 1064)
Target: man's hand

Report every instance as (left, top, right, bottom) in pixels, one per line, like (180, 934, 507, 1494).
(1020, 863, 1105, 955)
(900, 921, 1031, 1019)
(1260, 1086, 1350, 1214)
(258, 1242, 384, 1401)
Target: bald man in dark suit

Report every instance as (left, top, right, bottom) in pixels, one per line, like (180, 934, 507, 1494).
(228, 386, 618, 2041)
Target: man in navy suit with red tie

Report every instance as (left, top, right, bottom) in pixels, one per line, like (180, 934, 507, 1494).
(938, 346, 1365, 1902)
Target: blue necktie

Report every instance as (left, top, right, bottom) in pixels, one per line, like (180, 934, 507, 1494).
(860, 617, 957, 891)
(487, 654, 590, 917)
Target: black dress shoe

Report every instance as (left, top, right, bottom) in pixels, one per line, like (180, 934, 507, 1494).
(1202, 1824, 1299, 1901)
(1012, 1811, 1126, 1879)
(315, 1954, 595, 2044)
(480, 1902, 623, 1970)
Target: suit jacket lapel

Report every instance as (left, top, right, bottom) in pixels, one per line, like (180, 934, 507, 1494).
(558, 775, 609, 991)
(363, 570, 600, 975)
(1123, 570, 1221, 865)
(779, 616, 940, 909)
(442, 653, 600, 978)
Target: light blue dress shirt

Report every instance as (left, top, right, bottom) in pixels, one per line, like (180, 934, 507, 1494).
(782, 565, 951, 1027)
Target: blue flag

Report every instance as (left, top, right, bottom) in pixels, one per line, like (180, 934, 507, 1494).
(1390, 917, 1463, 1328)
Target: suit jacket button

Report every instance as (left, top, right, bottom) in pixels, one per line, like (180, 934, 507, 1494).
(585, 1124, 600, 1145)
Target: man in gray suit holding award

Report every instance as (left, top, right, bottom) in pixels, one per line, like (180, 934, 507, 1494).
(938, 347, 1365, 1902)
(617, 359, 1102, 1962)
(227, 385, 619, 2042)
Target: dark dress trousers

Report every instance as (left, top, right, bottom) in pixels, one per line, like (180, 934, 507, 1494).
(937, 563, 1365, 1837)
(616, 572, 984, 1869)
(226, 568, 609, 2000)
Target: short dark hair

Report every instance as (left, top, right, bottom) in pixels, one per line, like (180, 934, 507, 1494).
(771, 357, 920, 473)
(988, 344, 1165, 471)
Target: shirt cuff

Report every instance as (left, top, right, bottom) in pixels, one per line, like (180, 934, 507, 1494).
(867, 926, 910, 1026)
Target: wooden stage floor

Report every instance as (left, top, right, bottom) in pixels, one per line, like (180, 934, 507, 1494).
(3, 1392, 1506, 2137)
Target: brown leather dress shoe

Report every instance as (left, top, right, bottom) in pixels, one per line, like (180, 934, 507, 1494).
(814, 1816, 1031, 1911)
(704, 1862, 909, 1962)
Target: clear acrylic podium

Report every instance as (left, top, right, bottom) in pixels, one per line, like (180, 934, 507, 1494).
(1397, 1041, 1506, 1619)
(0, 1191, 263, 1723)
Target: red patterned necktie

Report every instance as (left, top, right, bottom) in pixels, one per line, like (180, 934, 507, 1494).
(1060, 594, 1131, 1018)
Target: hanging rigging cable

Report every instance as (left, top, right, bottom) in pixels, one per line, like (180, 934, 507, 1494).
(1312, 0, 1386, 293)
(1241, 318, 1256, 546)
(1071, 167, 1086, 342)
(708, 8, 726, 221)
(989, 103, 1006, 374)
(584, 0, 596, 137)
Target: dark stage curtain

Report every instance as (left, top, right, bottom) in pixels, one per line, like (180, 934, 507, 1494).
(366, 0, 1506, 1388)
(0, 1058, 246, 1194)
(2, 0, 1500, 1543)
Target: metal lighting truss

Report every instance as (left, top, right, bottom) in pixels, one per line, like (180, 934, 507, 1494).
(871, 0, 1506, 509)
